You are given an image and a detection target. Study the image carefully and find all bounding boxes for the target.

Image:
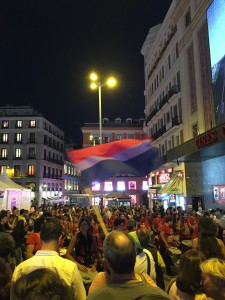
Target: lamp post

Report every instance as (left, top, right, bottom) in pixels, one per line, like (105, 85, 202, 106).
(90, 72, 117, 144)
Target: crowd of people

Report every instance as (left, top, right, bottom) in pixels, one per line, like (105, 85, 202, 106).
(0, 203, 224, 299)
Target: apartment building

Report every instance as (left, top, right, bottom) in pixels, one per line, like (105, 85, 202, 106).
(0, 105, 65, 206)
(142, 0, 225, 210)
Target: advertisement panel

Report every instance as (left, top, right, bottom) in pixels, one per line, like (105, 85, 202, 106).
(212, 185, 225, 204)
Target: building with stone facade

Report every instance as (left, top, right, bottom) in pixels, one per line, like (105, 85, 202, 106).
(142, 0, 225, 210)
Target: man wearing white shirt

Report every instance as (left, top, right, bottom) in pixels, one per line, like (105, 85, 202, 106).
(12, 218, 86, 300)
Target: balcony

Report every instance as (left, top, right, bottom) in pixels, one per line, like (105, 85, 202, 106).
(28, 138, 36, 143)
(152, 116, 181, 140)
(0, 157, 8, 160)
(13, 156, 22, 160)
(146, 85, 180, 124)
(0, 140, 8, 144)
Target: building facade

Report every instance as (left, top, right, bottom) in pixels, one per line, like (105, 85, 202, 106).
(81, 118, 149, 206)
(142, 0, 225, 210)
(0, 105, 65, 206)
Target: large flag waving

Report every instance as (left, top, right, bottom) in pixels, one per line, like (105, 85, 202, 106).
(67, 139, 160, 186)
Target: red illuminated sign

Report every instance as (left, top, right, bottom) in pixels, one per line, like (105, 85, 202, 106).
(195, 130, 217, 149)
(158, 173, 170, 184)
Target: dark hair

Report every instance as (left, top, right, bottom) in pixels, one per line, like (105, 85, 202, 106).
(33, 218, 44, 233)
(176, 249, 203, 295)
(40, 218, 62, 243)
(165, 216, 173, 223)
(78, 217, 91, 229)
(19, 209, 25, 215)
(198, 217, 223, 259)
(0, 212, 7, 221)
(103, 231, 136, 274)
(137, 230, 150, 247)
(114, 218, 125, 228)
(0, 233, 15, 259)
(13, 220, 25, 232)
(11, 268, 74, 300)
(127, 219, 136, 231)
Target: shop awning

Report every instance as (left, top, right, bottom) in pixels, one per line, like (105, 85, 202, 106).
(158, 175, 183, 194)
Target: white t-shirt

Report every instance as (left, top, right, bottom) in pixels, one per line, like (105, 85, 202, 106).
(134, 248, 156, 281)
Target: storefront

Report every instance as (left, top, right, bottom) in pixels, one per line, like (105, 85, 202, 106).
(166, 122, 225, 210)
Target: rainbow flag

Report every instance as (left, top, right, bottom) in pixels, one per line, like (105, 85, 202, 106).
(67, 139, 160, 186)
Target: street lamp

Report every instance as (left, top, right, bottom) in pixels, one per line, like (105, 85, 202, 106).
(90, 72, 117, 144)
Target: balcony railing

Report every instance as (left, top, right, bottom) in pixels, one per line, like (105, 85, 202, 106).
(152, 116, 181, 140)
(146, 85, 180, 124)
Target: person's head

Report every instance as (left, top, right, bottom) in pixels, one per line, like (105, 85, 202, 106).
(78, 217, 91, 234)
(176, 249, 203, 295)
(0, 257, 12, 300)
(8, 214, 14, 224)
(165, 216, 173, 226)
(113, 218, 125, 231)
(11, 268, 74, 300)
(33, 218, 44, 233)
(40, 218, 62, 244)
(0, 232, 15, 259)
(103, 231, 136, 275)
(137, 229, 152, 248)
(0, 213, 7, 224)
(200, 258, 225, 299)
(19, 209, 25, 216)
(127, 219, 136, 232)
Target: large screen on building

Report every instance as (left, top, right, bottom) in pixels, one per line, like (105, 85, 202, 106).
(207, 0, 225, 125)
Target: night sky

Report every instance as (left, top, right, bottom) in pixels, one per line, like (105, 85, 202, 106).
(0, 0, 172, 146)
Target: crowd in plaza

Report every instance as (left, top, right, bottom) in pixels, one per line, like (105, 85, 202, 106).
(0, 203, 225, 299)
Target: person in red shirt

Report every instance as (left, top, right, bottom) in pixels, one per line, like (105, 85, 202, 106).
(180, 212, 194, 241)
(152, 212, 164, 235)
(159, 216, 177, 276)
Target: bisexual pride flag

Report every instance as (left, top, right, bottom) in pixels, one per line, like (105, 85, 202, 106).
(67, 139, 160, 186)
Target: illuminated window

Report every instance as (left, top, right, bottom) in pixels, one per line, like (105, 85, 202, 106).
(16, 120, 23, 128)
(116, 134, 123, 140)
(104, 181, 113, 191)
(29, 120, 36, 128)
(28, 164, 35, 176)
(0, 165, 7, 173)
(92, 182, 100, 191)
(142, 181, 148, 190)
(1, 148, 8, 158)
(1, 133, 8, 143)
(15, 148, 22, 158)
(1, 120, 9, 128)
(128, 181, 136, 190)
(117, 181, 125, 191)
(15, 133, 22, 142)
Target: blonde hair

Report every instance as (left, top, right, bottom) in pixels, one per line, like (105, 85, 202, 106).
(200, 258, 225, 281)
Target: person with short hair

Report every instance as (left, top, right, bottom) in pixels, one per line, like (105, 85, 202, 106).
(12, 218, 86, 300)
(88, 231, 169, 300)
(200, 258, 225, 300)
(11, 268, 75, 300)
(113, 217, 126, 231)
